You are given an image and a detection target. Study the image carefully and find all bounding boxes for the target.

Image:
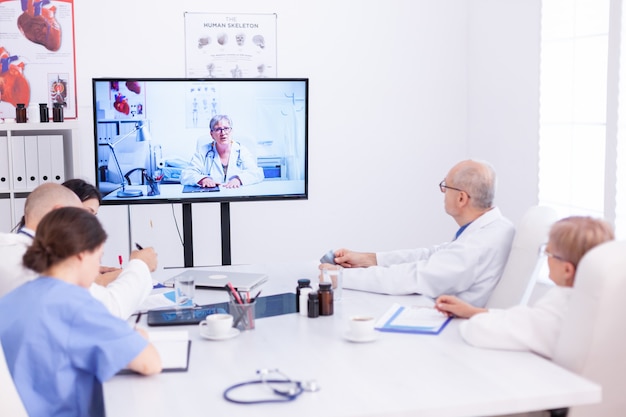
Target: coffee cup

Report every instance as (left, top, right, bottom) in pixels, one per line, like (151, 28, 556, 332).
(199, 313, 233, 337)
(348, 315, 375, 339)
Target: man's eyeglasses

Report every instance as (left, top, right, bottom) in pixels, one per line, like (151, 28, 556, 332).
(540, 244, 568, 262)
(212, 127, 232, 133)
(439, 180, 471, 198)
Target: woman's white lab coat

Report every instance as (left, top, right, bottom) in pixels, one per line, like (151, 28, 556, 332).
(180, 140, 264, 186)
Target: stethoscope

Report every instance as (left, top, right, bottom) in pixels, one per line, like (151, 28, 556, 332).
(204, 141, 243, 182)
(205, 142, 243, 171)
(223, 369, 320, 405)
(17, 228, 34, 239)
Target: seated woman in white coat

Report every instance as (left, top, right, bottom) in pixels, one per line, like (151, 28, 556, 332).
(435, 216, 614, 359)
(180, 114, 264, 188)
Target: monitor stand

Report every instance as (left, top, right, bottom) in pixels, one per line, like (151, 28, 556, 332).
(181, 202, 231, 267)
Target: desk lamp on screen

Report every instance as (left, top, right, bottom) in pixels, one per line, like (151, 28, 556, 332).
(106, 120, 152, 198)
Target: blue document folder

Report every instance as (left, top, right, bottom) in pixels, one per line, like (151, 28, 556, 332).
(375, 303, 452, 335)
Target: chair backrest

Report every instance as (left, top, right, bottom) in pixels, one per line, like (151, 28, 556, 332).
(195, 134, 214, 153)
(486, 205, 558, 309)
(0, 342, 28, 417)
(107, 138, 149, 184)
(552, 240, 626, 417)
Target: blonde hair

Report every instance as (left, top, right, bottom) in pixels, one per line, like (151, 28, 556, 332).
(549, 216, 614, 268)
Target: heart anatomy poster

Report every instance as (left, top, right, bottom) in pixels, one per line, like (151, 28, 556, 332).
(184, 12, 277, 79)
(0, 0, 77, 119)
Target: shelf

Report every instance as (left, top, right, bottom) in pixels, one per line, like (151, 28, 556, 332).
(0, 123, 78, 232)
(0, 120, 80, 132)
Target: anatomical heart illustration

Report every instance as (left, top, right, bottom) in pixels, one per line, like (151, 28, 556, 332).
(17, 0, 62, 52)
(0, 46, 31, 107)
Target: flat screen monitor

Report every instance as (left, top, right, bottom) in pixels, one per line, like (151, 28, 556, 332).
(92, 78, 308, 205)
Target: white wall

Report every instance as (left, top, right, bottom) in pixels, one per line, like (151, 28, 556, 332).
(467, 0, 541, 225)
(67, 0, 540, 268)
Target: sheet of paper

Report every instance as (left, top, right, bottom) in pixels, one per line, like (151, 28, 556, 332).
(149, 330, 190, 372)
(375, 303, 452, 334)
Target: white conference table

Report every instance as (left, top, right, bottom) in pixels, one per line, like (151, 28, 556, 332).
(103, 262, 601, 417)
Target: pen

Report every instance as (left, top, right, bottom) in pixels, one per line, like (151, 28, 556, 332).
(135, 243, 144, 250)
(227, 282, 243, 304)
(250, 290, 262, 303)
(118, 255, 123, 268)
(134, 312, 142, 328)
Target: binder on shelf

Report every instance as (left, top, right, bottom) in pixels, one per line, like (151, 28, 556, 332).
(10, 136, 27, 190)
(24, 136, 40, 190)
(36, 136, 52, 184)
(49, 135, 65, 184)
(0, 137, 9, 191)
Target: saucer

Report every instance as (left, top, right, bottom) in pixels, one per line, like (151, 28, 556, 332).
(343, 330, 377, 343)
(200, 327, 240, 341)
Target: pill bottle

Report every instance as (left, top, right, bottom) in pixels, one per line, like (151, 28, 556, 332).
(307, 291, 319, 318)
(39, 103, 49, 122)
(296, 278, 312, 312)
(52, 102, 64, 122)
(16, 104, 27, 123)
(299, 287, 313, 317)
(318, 282, 334, 316)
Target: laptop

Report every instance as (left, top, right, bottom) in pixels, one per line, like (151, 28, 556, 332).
(182, 185, 219, 193)
(163, 270, 268, 292)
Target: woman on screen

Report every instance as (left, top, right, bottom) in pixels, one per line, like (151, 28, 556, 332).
(0, 207, 161, 417)
(180, 114, 264, 188)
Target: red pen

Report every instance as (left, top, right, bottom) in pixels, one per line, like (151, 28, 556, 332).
(227, 282, 243, 304)
(118, 255, 123, 268)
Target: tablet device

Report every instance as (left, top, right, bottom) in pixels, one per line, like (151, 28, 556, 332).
(182, 185, 220, 193)
(147, 292, 296, 326)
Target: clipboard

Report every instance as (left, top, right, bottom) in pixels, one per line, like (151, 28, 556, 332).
(375, 304, 452, 335)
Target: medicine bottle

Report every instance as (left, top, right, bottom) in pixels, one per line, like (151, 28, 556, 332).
(52, 102, 64, 122)
(295, 278, 312, 312)
(307, 291, 319, 318)
(299, 287, 313, 317)
(39, 103, 49, 122)
(16, 103, 27, 123)
(318, 282, 333, 316)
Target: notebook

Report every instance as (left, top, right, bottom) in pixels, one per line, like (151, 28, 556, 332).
(118, 330, 190, 374)
(182, 185, 219, 193)
(163, 270, 268, 292)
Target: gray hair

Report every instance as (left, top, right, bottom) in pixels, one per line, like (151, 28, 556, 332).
(209, 115, 232, 131)
(450, 160, 496, 210)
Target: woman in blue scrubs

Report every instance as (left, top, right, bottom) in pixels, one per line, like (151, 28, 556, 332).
(0, 206, 162, 417)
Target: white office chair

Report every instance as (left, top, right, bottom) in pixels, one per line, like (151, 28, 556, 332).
(551, 240, 626, 417)
(0, 342, 28, 417)
(486, 205, 558, 309)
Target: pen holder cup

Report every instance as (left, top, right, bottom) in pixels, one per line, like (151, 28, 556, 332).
(229, 300, 256, 331)
(144, 174, 161, 196)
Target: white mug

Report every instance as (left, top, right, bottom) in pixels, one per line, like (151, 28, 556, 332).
(348, 315, 375, 338)
(199, 313, 233, 336)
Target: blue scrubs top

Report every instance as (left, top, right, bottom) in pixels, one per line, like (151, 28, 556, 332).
(0, 277, 148, 417)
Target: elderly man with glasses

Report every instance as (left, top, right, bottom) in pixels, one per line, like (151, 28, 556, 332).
(321, 159, 515, 307)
